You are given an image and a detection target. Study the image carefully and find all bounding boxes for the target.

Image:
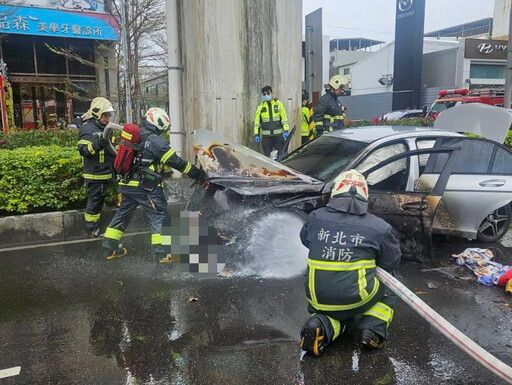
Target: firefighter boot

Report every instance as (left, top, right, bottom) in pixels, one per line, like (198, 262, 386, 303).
(90, 227, 101, 238)
(360, 328, 384, 349)
(300, 314, 334, 356)
(105, 244, 128, 260)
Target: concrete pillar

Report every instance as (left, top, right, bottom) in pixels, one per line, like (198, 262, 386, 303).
(179, 0, 302, 159)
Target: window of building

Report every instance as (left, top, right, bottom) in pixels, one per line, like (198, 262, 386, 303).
(34, 37, 67, 75)
(469, 64, 506, 79)
(67, 39, 96, 76)
(2, 35, 35, 73)
(343, 68, 350, 75)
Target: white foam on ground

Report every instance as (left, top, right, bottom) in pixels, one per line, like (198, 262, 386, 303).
(236, 211, 308, 279)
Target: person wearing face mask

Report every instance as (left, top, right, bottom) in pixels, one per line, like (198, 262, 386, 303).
(253, 85, 289, 157)
(313, 75, 348, 136)
(77, 97, 116, 238)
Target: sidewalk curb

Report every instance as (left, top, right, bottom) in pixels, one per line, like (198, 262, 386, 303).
(0, 200, 187, 249)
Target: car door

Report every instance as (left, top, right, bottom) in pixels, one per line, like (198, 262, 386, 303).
(354, 147, 460, 260)
(427, 137, 512, 241)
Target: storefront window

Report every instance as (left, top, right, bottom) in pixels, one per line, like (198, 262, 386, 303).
(34, 37, 67, 75)
(469, 64, 506, 79)
(2, 35, 35, 73)
(68, 40, 96, 76)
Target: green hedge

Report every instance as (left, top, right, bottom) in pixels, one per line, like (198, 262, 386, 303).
(0, 129, 79, 150)
(0, 146, 119, 214)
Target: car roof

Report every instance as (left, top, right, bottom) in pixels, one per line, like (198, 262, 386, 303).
(326, 125, 464, 143)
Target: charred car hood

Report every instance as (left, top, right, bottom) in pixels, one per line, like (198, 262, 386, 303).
(192, 129, 324, 195)
(434, 103, 512, 143)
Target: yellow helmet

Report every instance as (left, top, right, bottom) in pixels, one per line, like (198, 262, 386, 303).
(144, 107, 171, 132)
(331, 169, 369, 201)
(328, 75, 348, 90)
(87, 97, 115, 119)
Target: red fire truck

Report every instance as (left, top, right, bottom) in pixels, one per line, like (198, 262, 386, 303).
(428, 88, 509, 118)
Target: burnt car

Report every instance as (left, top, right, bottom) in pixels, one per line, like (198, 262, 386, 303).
(189, 104, 512, 260)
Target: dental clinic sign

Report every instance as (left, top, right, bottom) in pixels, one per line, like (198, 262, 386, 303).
(0, 5, 118, 40)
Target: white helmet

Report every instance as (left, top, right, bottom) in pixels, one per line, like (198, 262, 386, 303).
(328, 75, 348, 90)
(87, 97, 115, 119)
(331, 169, 369, 201)
(144, 107, 171, 132)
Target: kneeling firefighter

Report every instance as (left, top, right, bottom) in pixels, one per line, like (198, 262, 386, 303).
(102, 107, 206, 261)
(299, 170, 401, 355)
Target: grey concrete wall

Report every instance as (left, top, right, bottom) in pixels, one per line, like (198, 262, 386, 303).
(179, 0, 302, 158)
(339, 93, 392, 120)
(421, 48, 458, 89)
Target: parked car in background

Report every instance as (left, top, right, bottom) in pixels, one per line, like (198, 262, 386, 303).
(381, 109, 425, 121)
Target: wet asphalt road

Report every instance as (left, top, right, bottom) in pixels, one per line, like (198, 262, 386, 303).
(1, 232, 512, 385)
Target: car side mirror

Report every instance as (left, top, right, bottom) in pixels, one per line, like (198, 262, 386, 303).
(270, 150, 278, 161)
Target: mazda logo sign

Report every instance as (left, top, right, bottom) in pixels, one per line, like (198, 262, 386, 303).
(398, 0, 413, 12)
(477, 43, 494, 54)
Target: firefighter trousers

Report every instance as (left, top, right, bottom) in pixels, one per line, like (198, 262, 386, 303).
(308, 284, 396, 341)
(102, 187, 168, 260)
(84, 181, 110, 231)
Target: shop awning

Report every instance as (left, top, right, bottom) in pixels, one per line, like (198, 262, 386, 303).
(0, 5, 119, 41)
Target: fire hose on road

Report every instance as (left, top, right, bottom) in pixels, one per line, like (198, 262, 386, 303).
(377, 267, 512, 384)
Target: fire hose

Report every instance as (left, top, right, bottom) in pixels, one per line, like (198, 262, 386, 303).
(103, 122, 124, 156)
(377, 267, 512, 384)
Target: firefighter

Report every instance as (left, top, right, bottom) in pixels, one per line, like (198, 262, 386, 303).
(299, 169, 401, 356)
(313, 75, 348, 135)
(77, 97, 116, 238)
(102, 107, 206, 262)
(301, 93, 314, 145)
(253, 85, 289, 157)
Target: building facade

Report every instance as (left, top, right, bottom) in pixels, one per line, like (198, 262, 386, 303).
(0, 0, 118, 130)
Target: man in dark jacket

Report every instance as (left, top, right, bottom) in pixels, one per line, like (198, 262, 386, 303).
(77, 97, 116, 237)
(102, 107, 206, 262)
(299, 169, 401, 356)
(313, 75, 348, 135)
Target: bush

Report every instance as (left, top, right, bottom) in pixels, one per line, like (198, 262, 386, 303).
(345, 117, 435, 128)
(0, 145, 120, 214)
(0, 129, 79, 150)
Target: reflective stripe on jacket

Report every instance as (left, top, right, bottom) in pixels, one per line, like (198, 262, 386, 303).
(313, 90, 344, 132)
(254, 99, 289, 136)
(77, 119, 114, 182)
(301, 105, 311, 137)
(300, 206, 401, 312)
(118, 123, 201, 192)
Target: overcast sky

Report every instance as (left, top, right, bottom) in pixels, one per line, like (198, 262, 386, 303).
(303, 0, 495, 43)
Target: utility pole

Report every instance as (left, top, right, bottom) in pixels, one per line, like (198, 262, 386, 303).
(505, 0, 512, 109)
(120, 0, 132, 123)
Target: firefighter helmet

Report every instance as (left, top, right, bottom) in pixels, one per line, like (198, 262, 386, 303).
(328, 75, 348, 90)
(88, 97, 115, 119)
(331, 169, 369, 201)
(144, 107, 171, 132)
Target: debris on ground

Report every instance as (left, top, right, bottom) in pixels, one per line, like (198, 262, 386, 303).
(452, 248, 512, 293)
(188, 296, 199, 302)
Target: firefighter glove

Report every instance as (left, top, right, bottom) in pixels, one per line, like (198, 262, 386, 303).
(98, 137, 108, 149)
(254, 135, 260, 144)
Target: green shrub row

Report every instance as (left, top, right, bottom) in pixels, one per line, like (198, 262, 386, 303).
(0, 129, 79, 150)
(0, 145, 117, 214)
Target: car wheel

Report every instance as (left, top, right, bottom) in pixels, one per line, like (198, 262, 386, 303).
(476, 204, 512, 243)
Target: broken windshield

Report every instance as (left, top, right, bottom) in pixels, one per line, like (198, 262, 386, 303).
(281, 136, 367, 182)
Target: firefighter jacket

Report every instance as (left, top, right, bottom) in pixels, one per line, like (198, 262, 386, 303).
(313, 89, 344, 132)
(118, 122, 202, 193)
(253, 99, 289, 137)
(301, 105, 312, 137)
(300, 203, 401, 313)
(77, 119, 114, 182)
